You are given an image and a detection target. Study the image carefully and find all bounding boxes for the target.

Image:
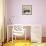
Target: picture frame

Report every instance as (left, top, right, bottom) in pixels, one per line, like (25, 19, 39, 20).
(22, 5, 32, 15)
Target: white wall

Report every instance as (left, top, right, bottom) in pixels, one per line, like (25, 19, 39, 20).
(7, 0, 46, 37)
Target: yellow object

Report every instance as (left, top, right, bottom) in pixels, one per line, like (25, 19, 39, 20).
(3, 40, 46, 46)
(3, 40, 31, 46)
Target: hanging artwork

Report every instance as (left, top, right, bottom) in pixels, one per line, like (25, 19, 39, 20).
(22, 5, 32, 15)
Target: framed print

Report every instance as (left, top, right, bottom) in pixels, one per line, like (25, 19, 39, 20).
(22, 5, 32, 15)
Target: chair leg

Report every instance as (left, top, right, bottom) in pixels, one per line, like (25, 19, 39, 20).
(15, 36, 16, 42)
(25, 30, 26, 43)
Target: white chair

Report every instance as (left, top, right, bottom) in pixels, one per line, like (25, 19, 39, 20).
(12, 25, 25, 43)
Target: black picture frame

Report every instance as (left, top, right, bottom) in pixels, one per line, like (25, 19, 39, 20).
(22, 5, 32, 15)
